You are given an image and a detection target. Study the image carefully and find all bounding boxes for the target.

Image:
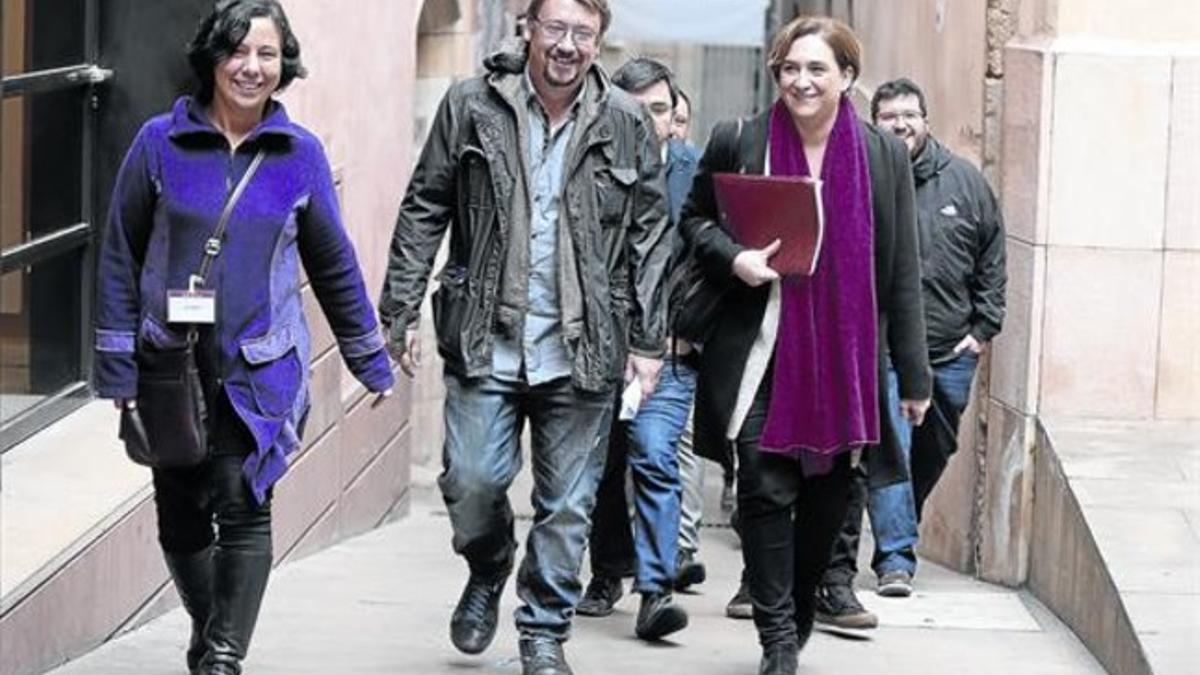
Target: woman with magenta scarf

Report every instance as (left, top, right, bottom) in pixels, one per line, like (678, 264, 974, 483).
(678, 16, 932, 675)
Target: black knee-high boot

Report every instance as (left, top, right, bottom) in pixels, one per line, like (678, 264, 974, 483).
(198, 547, 272, 674)
(198, 449, 273, 675)
(164, 546, 215, 674)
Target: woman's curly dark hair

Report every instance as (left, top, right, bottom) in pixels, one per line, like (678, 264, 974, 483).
(187, 0, 307, 104)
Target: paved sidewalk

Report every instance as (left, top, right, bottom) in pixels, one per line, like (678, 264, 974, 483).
(52, 477, 1104, 674)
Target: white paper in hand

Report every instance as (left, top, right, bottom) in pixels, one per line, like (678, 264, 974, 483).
(619, 378, 642, 421)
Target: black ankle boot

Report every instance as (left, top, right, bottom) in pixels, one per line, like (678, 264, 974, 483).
(758, 642, 798, 675)
(519, 637, 573, 675)
(164, 546, 214, 674)
(634, 592, 688, 640)
(450, 572, 508, 654)
(197, 548, 272, 675)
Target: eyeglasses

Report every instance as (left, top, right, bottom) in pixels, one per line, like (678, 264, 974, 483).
(876, 110, 924, 124)
(531, 18, 599, 48)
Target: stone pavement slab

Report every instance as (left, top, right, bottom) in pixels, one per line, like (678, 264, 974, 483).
(1, 402, 139, 598)
(873, 591, 1041, 632)
(50, 483, 1104, 675)
(1045, 417, 1200, 674)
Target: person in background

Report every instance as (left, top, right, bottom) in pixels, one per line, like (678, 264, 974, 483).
(665, 84, 732, 598)
(816, 78, 1007, 626)
(670, 88, 693, 144)
(93, 2, 394, 672)
(668, 82, 745, 570)
(378, 1, 671, 672)
(576, 58, 699, 642)
(678, 15, 931, 674)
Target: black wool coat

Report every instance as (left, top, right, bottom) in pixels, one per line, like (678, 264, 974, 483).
(677, 109, 933, 488)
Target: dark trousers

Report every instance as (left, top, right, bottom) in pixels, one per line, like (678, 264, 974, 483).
(152, 394, 272, 556)
(736, 385, 854, 648)
(588, 419, 638, 579)
(911, 352, 978, 517)
(821, 463, 870, 586)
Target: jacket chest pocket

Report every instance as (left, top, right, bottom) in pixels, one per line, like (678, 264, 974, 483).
(594, 166, 637, 227)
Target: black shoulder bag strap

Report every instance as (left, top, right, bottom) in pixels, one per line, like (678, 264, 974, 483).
(187, 148, 266, 342)
(193, 148, 267, 288)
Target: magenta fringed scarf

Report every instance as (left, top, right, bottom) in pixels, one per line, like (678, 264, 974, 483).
(758, 96, 880, 472)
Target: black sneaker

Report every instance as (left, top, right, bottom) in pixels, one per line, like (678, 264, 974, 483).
(725, 580, 753, 619)
(634, 592, 688, 640)
(519, 637, 573, 675)
(449, 573, 506, 654)
(673, 550, 707, 591)
(813, 583, 878, 630)
(576, 576, 623, 617)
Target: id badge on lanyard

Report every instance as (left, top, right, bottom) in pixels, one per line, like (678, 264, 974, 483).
(167, 275, 216, 324)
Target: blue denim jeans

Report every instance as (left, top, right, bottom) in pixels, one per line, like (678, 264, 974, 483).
(908, 351, 979, 517)
(588, 358, 695, 594)
(438, 373, 614, 641)
(867, 368, 920, 575)
(825, 351, 978, 582)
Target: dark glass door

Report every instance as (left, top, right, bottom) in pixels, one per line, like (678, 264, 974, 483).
(1, 0, 234, 451)
(0, 0, 102, 449)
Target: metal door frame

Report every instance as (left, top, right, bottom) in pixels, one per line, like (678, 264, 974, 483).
(0, 0, 112, 452)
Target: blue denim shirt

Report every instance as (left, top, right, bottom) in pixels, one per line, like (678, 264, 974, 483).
(491, 87, 578, 385)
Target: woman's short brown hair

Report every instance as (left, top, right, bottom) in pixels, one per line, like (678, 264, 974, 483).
(525, 0, 612, 35)
(766, 15, 862, 84)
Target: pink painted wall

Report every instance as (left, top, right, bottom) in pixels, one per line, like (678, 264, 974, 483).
(279, 0, 420, 300)
(850, 1, 988, 165)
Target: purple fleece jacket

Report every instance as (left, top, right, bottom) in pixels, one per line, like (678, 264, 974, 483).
(94, 97, 393, 502)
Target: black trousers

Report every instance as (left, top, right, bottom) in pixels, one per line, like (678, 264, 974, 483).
(152, 394, 272, 556)
(820, 462, 870, 586)
(736, 384, 854, 648)
(587, 408, 637, 579)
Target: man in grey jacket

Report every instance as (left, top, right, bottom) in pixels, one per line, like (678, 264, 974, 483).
(816, 78, 1007, 627)
(379, 1, 671, 673)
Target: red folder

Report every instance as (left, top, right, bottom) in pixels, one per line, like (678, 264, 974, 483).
(713, 173, 825, 276)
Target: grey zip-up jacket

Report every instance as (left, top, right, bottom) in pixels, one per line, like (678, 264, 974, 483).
(379, 44, 671, 391)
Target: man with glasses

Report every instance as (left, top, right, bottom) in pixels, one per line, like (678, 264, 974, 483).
(815, 77, 1007, 629)
(576, 57, 699, 642)
(379, 1, 670, 673)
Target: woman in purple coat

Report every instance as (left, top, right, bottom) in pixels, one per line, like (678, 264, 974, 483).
(92, 2, 393, 672)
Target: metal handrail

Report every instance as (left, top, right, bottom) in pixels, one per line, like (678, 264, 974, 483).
(1, 63, 112, 98)
(0, 222, 92, 275)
